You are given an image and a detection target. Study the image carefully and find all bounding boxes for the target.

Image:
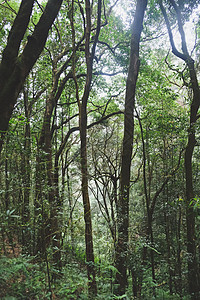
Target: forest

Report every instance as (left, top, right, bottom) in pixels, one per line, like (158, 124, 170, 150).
(0, 0, 200, 299)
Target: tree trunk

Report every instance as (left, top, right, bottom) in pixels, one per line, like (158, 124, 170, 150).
(0, 0, 63, 153)
(80, 102, 97, 296)
(163, 199, 173, 294)
(21, 89, 31, 254)
(176, 204, 182, 298)
(185, 143, 199, 298)
(115, 0, 147, 296)
(159, 1, 200, 297)
(38, 90, 62, 271)
(77, 0, 102, 296)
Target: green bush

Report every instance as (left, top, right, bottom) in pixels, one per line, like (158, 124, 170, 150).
(0, 256, 50, 299)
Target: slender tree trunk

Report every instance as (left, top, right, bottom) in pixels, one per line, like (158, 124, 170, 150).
(80, 102, 97, 296)
(159, 1, 200, 297)
(176, 204, 182, 298)
(115, 0, 147, 296)
(34, 142, 50, 257)
(184, 118, 199, 299)
(163, 144, 172, 295)
(76, 0, 102, 296)
(184, 56, 200, 299)
(39, 92, 62, 271)
(136, 110, 183, 296)
(66, 163, 74, 249)
(5, 150, 9, 212)
(21, 89, 31, 254)
(163, 199, 173, 294)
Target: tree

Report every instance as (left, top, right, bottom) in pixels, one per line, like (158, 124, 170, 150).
(159, 0, 200, 298)
(0, 0, 63, 153)
(114, 0, 148, 296)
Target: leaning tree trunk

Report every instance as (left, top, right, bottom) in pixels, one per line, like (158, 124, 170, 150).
(114, 0, 147, 296)
(0, 0, 63, 153)
(159, 1, 200, 298)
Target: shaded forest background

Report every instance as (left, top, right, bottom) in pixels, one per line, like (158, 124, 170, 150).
(0, 0, 200, 299)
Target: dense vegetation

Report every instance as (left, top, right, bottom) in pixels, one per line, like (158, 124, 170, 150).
(0, 0, 200, 299)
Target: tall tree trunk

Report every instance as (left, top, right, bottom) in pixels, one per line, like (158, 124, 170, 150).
(163, 198, 173, 294)
(176, 203, 182, 298)
(115, 0, 147, 296)
(80, 102, 97, 296)
(34, 142, 50, 257)
(0, 0, 63, 153)
(21, 89, 31, 254)
(66, 159, 75, 250)
(135, 114, 155, 297)
(77, 0, 102, 296)
(159, 1, 200, 298)
(38, 90, 62, 271)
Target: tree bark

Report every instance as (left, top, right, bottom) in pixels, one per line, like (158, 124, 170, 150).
(0, 0, 63, 153)
(114, 0, 147, 296)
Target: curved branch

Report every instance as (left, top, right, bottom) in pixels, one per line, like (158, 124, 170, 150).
(158, 0, 187, 61)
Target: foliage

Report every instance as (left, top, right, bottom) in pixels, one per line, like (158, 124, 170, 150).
(0, 256, 50, 299)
